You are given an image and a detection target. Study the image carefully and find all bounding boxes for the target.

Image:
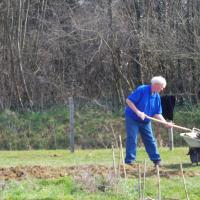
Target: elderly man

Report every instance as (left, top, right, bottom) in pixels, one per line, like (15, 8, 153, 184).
(125, 76, 172, 167)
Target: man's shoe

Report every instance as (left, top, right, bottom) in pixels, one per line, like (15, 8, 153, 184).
(153, 160, 162, 167)
(125, 162, 135, 166)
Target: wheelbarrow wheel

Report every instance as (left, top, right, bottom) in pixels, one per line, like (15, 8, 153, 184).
(187, 148, 200, 165)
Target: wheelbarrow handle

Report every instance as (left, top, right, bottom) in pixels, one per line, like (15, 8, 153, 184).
(145, 115, 192, 132)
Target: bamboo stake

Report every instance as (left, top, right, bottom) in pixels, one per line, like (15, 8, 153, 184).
(142, 159, 147, 200)
(118, 138, 122, 177)
(112, 144, 117, 175)
(180, 163, 190, 200)
(138, 163, 142, 200)
(119, 135, 127, 179)
(110, 123, 118, 149)
(156, 165, 161, 200)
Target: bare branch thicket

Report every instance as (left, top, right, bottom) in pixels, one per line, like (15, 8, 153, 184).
(0, 0, 200, 109)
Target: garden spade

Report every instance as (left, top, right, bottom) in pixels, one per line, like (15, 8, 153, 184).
(145, 115, 200, 139)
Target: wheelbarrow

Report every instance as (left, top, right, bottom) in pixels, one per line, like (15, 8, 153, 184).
(180, 130, 200, 165)
(146, 115, 200, 165)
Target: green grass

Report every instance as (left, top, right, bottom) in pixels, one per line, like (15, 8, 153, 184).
(0, 177, 132, 200)
(144, 176, 200, 199)
(1, 174, 200, 200)
(0, 147, 199, 175)
(0, 149, 114, 167)
(0, 147, 195, 169)
(0, 148, 200, 199)
(1, 177, 74, 200)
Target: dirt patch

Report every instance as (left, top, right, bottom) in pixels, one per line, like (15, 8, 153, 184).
(0, 164, 199, 181)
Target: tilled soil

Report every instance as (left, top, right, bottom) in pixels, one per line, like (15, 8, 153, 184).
(0, 164, 200, 181)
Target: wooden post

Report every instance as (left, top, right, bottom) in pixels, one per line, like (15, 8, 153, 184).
(69, 97, 75, 153)
(168, 121, 174, 151)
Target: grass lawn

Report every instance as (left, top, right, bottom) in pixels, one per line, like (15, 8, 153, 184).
(0, 147, 192, 167)
(0, 147, 200, 200)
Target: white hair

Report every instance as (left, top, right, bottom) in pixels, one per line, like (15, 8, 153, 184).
(151, 76, 166, 87)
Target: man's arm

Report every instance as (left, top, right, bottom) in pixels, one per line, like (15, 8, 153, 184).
(153, 114, 166, 122)
(153, 114, 173, 128)
(126, 99, 145, 120)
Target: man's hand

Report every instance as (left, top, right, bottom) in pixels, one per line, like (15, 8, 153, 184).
(136, 110, 146, 120)
(153, 114, 174, 129)
(165, 121, 173, 129)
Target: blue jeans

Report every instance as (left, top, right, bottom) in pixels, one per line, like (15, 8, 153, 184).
(125, 115, 161, 164)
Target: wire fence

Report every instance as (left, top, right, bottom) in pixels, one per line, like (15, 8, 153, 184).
(0, 96, 193, 150)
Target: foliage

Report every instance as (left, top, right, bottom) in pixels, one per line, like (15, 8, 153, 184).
(1, 104, 200, 150)
(0, 105, 124, 150)
(0, 106, 70, 150)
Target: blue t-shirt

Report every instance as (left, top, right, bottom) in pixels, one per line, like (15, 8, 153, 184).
(125, 85, 162, 122)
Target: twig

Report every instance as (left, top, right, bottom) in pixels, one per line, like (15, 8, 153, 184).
(180, 163, 190, 200)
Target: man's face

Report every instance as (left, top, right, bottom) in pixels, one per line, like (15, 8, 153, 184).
(152, 83, 166, 93)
